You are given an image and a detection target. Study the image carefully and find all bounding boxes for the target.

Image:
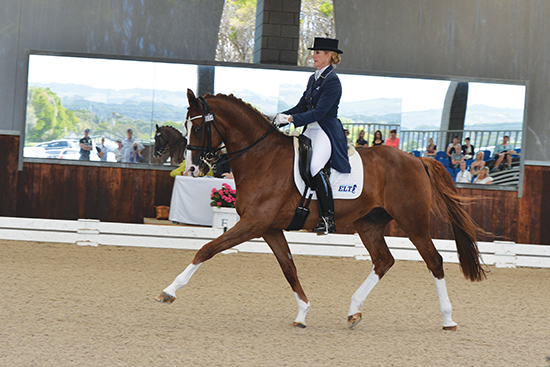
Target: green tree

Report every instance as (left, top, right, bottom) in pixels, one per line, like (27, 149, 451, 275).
(216, 0, 257, 63)
(298, 0, 335, 67)
(215, 0, 335, 66)
(25, 86, 80, 142)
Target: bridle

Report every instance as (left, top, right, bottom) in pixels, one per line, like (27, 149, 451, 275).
(154, 127, 185, 158)
(186, 95, 278, 170)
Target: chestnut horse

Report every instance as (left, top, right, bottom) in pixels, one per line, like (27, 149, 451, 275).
(156, 90, 487, 330)
(153, 124, 187, 166)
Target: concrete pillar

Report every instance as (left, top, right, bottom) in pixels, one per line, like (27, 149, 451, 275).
(440, 82, 468, 148)
(253, 0, 301, 65)
(197, 65, 215, 96)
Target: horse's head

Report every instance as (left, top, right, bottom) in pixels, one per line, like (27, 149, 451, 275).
(185, 89, 226, 176)
(153, 124, 168, 158)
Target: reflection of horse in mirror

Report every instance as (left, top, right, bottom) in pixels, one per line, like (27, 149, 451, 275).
(156, 90, 488, 330)
(153, 124, 187, 166)
(140, 144, 169, 165)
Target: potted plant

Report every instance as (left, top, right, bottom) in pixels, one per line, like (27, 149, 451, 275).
(210, 184, 239, 230)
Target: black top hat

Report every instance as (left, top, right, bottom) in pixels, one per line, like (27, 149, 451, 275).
(308, 37, 343, 54)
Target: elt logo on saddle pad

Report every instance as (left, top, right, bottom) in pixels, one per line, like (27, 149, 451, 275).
(338, 184, 357, 194)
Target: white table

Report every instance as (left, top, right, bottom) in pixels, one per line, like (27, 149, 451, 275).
(169, 175, 236, 226)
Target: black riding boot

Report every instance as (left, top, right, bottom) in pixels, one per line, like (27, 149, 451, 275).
(312, 168, 336, 234)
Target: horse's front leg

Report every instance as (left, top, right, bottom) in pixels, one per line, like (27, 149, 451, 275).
(155, 217, 267, 303)
(263, 229, 310, 328)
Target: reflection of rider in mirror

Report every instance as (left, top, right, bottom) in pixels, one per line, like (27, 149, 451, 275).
(274, 37, 350, 234)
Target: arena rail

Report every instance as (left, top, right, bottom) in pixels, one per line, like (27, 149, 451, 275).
(0, 216, 549, 269)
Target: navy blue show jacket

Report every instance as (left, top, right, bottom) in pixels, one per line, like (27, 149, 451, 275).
(284, 65, 351, 173)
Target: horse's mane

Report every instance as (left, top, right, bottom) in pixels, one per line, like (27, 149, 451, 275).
(161, 125, 183, 137)
(206, 93, 273, 127)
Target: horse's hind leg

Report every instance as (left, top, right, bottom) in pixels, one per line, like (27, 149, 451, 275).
(263, 229, 310, 328)
(407, 232, 458, 330)
(348, 211, 395, 329)
(392, 212, 458, 330)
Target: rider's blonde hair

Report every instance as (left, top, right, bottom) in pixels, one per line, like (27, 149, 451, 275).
(329, 52, 341, 66)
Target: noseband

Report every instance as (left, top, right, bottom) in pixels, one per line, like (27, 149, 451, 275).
(186, 96, 226, 169)
(186, 96, 278, 170)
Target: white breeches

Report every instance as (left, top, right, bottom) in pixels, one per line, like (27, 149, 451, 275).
(303, 122, 332, 176)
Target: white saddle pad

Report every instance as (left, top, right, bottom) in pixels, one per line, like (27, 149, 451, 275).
(293, 140, 364, 200)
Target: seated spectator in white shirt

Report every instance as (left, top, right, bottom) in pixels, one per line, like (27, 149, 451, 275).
(455, 161, 472, 183)
(473, 167, 494, 184)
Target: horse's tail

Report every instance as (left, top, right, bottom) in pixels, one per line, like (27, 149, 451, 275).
(419, 157, 489, 282)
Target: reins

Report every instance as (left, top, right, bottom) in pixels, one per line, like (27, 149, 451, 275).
(186, 95, 278, 170)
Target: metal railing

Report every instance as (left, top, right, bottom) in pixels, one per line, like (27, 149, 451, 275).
(341, 124, 522, 156)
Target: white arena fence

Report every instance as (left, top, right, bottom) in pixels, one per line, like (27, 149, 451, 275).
(0, 216, 549, 269)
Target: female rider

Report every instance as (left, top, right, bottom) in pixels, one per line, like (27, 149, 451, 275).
(275, 37, 350, 234)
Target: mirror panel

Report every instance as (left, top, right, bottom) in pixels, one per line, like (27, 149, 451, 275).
(23, 52, 526, 187)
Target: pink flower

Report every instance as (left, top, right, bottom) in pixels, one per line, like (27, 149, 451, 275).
(216, 202, 222, 206)
(211, 188, 216, 194)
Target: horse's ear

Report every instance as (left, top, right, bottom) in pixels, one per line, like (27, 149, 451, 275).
(156, 124, 159, 130)
(187, 89, 199, 108)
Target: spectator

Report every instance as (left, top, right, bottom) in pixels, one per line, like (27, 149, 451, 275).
(345, 129, 352, 144)
(450, 149, 464, 170)
(492, 135, 517, 171)
(446, 136, 461, 159)
(372, 130, 384, 146)
(385, 129, 399, 148)
(79, 128, 93, 161)
(128, 141, 143, 163)
(114, 138, 124, 162)
(425, 137, 437, 157)
(470, 151, 486, 177)
(446, 136, 463, 169)
(98, 136, 108, 162)
(461, 137, 475, 160)
(455, 161, 472, 183)
(473, 167, 493, 184)
(355, 130, 368, 148)
(121, 128, 143, 163)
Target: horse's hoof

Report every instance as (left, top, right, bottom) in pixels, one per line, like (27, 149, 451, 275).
(443, 325, 457, 331)
(155, 291, 176, 304)
(348, 312, 362, 329)
(293, 321, 307, 328)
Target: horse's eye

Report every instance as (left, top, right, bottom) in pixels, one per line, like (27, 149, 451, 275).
(193, 126, 201, 133)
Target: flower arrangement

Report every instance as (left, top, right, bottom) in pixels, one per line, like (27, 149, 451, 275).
(210, 183, 237, 208)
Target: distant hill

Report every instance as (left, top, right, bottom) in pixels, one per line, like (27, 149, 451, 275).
(32, 83, 188, 122)
(401, 104, 523, 130)
(31, 82, 524, 131)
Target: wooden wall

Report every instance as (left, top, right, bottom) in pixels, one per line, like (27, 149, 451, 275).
(1, 134, 549, 244)
(0, 135, 174, 223)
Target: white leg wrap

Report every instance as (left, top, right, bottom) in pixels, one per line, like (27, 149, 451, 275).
(163, 263, 202, 297)
(433, 276, 457, 328)
(348, 269, 380, 316)
(294, 292, 311, 324)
